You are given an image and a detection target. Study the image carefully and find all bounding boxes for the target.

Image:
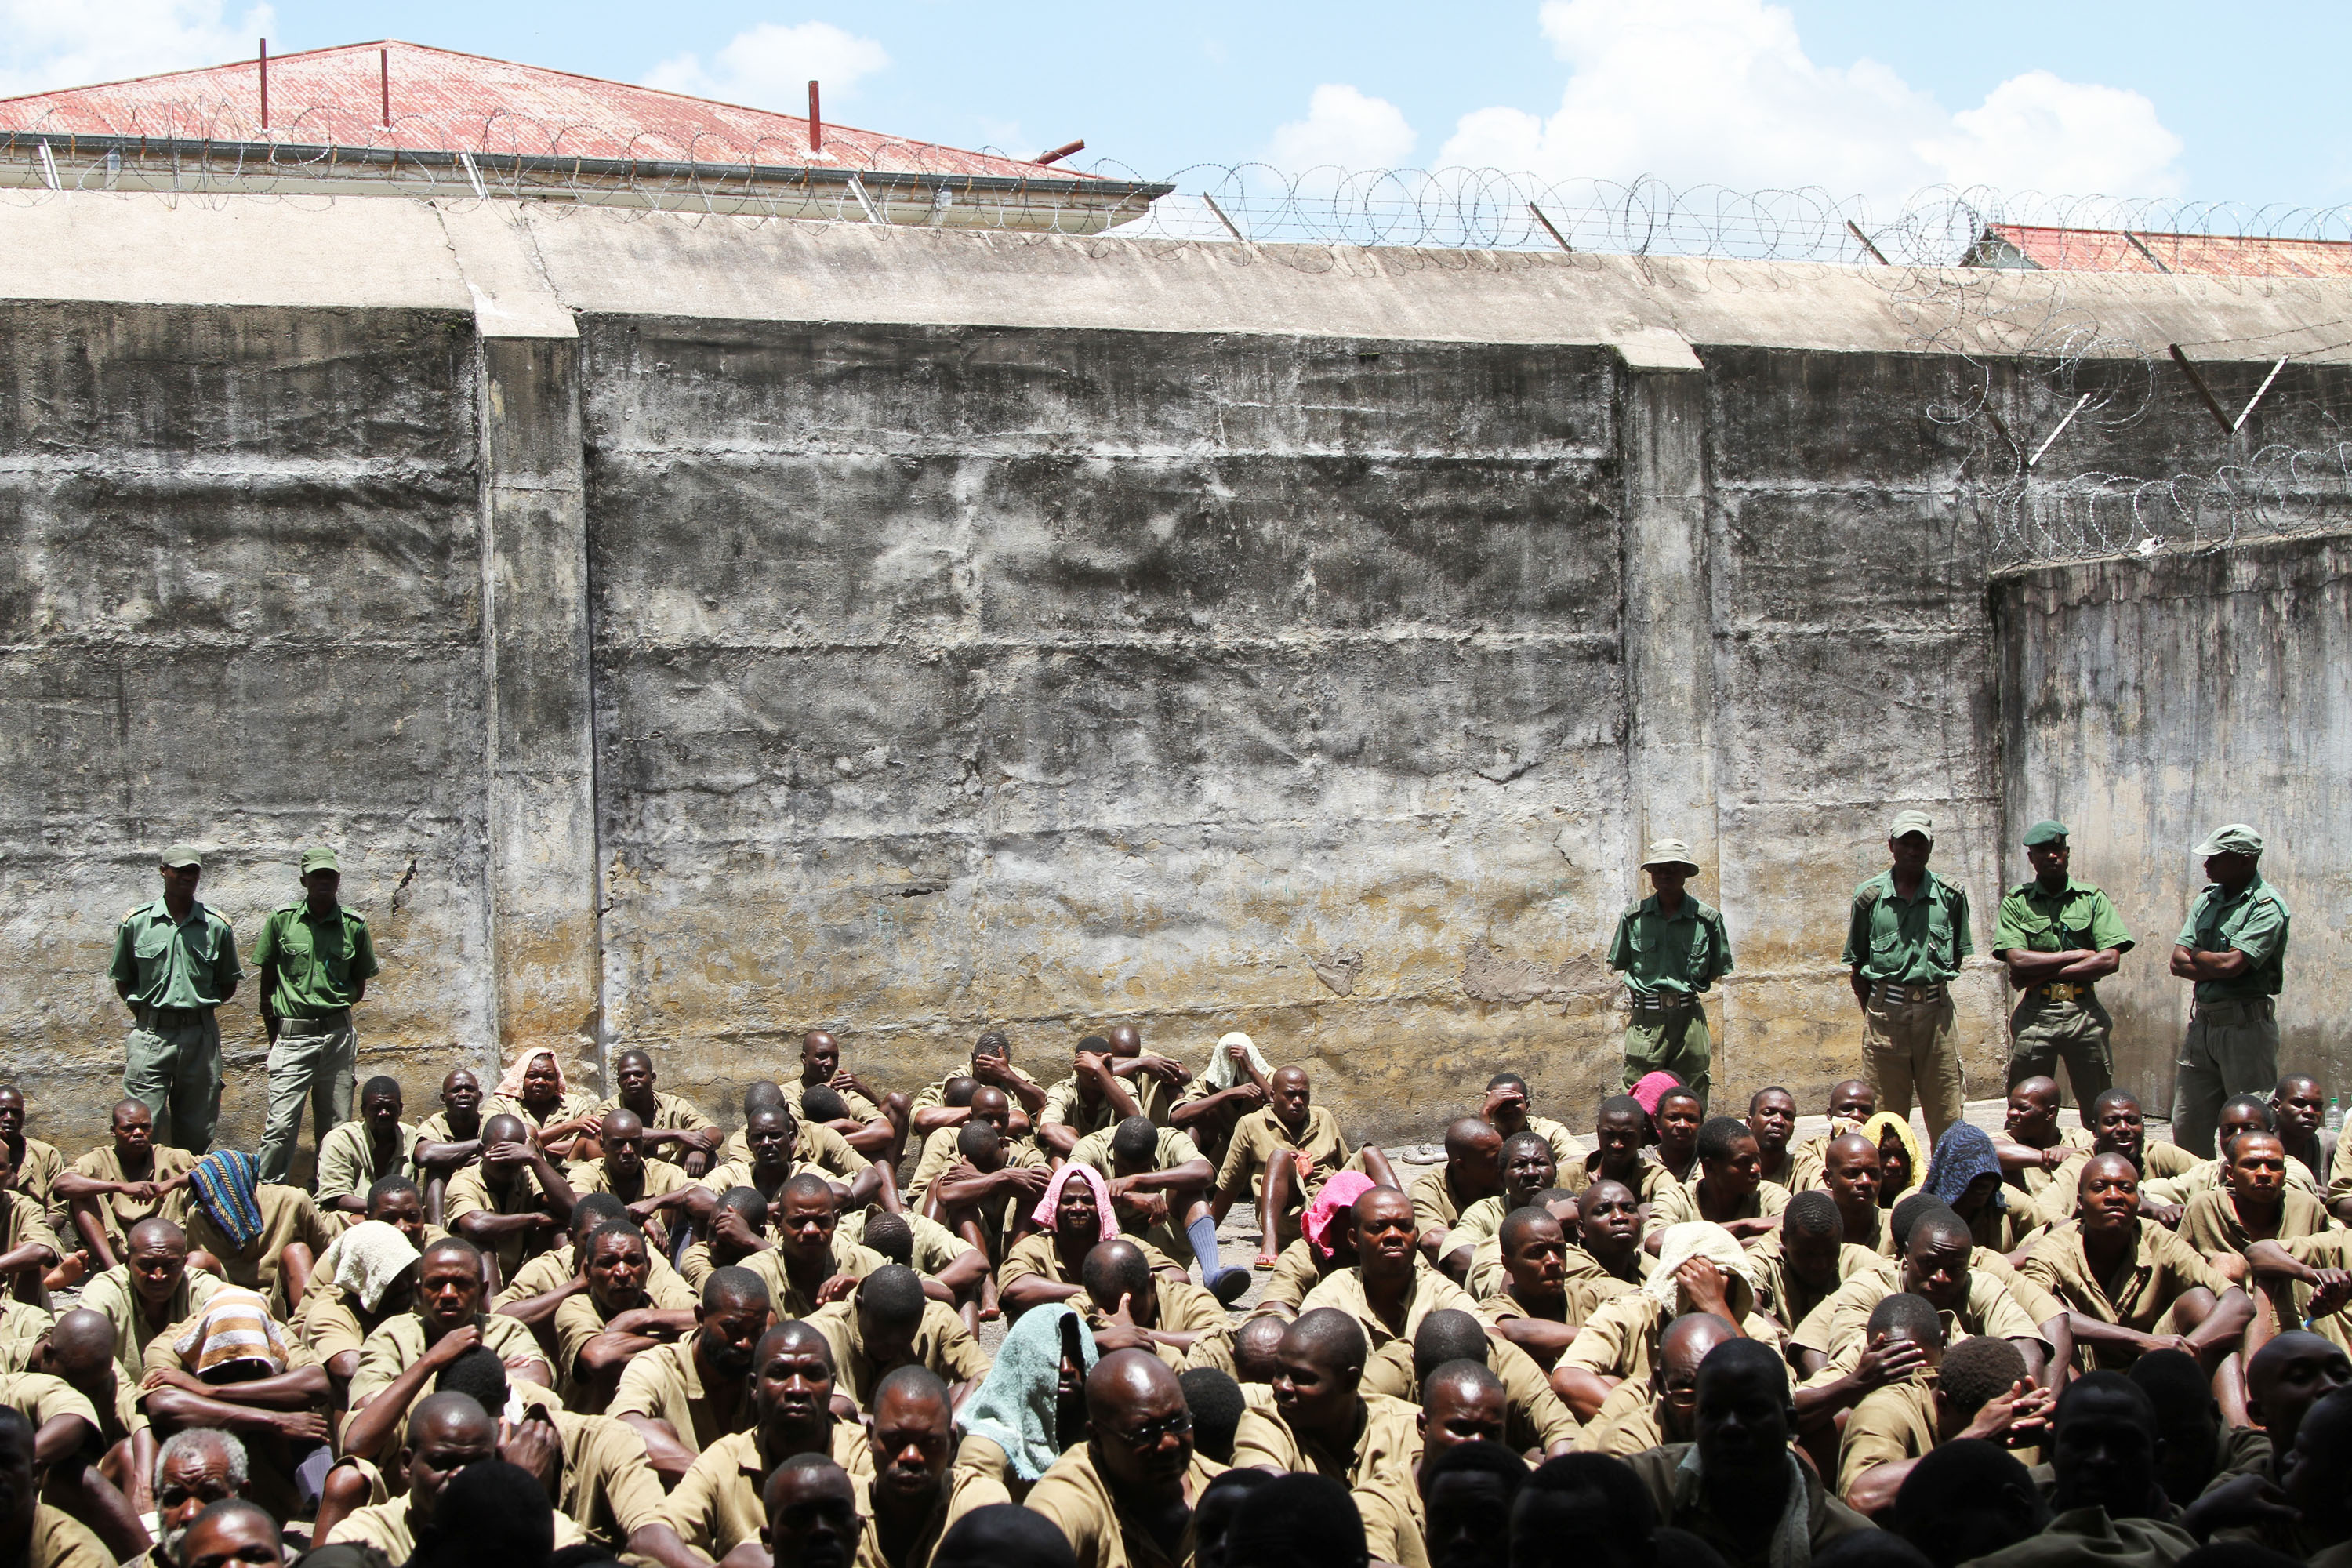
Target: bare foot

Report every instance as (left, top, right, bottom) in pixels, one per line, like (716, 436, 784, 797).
(42, 1251, 87, 1291)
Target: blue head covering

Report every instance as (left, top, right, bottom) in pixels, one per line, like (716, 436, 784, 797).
(188, 1149, 265, 1250)
(1924, 1121, 2005, 1211)
(956, 1304, 1098, 1483)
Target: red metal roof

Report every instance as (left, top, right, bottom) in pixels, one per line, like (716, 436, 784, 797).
(1975, 223, 2352, 279)
(0, 39, 1088, 180)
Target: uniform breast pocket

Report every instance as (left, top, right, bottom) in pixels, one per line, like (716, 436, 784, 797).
(1869, 916, 1902, 958)
(1928, 905, 1955, 944)
(1626, 924, 1654, 955)
(2009, 913, 2053, 949)
(134, 928, 171, 961)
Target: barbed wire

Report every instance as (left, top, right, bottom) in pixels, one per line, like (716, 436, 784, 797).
(9, 107, 2352, 564)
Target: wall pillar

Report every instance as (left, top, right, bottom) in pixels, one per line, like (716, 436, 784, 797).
(1617, 333, 1717, 894)
(452, 208, 601, 1079)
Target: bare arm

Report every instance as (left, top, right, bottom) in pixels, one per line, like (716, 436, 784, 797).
(616, 1414, 699, 1483)
(2172, 944, 2252, 981)
(628, 1523, 713, 1568)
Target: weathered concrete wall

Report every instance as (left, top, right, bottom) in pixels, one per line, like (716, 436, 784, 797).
(2, 195, 2348, 1149)
(1996, 532, 2352, 1110)
(0, 300, 494, 1149)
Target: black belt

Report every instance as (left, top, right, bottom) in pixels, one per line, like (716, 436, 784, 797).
(1627, 993, 1700, 1013)
(275, 1008, 353, 1034)
(136, 1005, 212, 1027)
(1872, 981, 1948, 1005)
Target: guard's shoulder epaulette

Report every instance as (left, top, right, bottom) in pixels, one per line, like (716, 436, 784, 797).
(1621, 902, 1644, 921)
(1855, 884, 1882, 909)
(2007, 881, 2037, 898)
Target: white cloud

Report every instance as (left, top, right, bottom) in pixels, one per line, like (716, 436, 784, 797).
(644, 21, 887, 111)
(1436, 0, 2182, 205)
(0, 0, 276, 98)
(1268, 84, 1418, 171)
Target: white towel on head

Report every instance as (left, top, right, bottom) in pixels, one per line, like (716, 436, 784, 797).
(1646, 1221, 1757, 1319)
(328, 1220, 423, 1313)
(1201, 1032, 1272, 1091)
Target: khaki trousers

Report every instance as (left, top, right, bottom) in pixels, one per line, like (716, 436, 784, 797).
(2173, 996, 2279, 1160)
(259, 1014, 358, 1183)
(1622, 1004, 1711, 1110)
(2007, 991, 2114, 1109)
(1862, 989, 1964, 1145)
(122, 1007, 223, 1153)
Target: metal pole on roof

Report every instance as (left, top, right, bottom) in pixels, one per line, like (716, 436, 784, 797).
(259, 40, 270, 131)
(381, 49, 391, 129)
(808, 81, 822, 154)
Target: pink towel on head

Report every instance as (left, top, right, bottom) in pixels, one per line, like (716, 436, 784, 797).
(494, 1048, 566, 1101)
(1030, 1161, 1122, 1240)
(1302, 1171, 1377, 1259)
(1629, 1072, 1684, 1119)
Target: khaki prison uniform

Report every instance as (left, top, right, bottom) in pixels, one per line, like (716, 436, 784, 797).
(24, 1505, 110, 1568)
(314, 1120, 418, 1207)
(1962, 1508, 2196, 1568)
(1838, 1375, 1946, 1502)
(553, 1290, 688, 1403)
(1625, 1442, 1877, 1568)
(586, 1091, 717, 1165)
(608, 1338, 753, 1459)
(441, 1161, 561, 1281)
(1080, 1276, 1236, 1376)
(2020, 1218, 2236, 1369)
(837, 1207, 978, 1278)
(744, 1240, 891, 1322)
(852, 1466, 1014, 1568)
(904, 1127, 1048, 1212)
(652, 1424, 873, 1559)
(183, 1182, 332, 1316)
(2178, 1185, 2332, 1262)
(1645, 1176, 1791, 1242)
(1793, 1269, 2047, 1376)
(347, 1310, 549, 1406)
(1251, 1238, 1341, 1317)
(324, 1497, 588, 1559)
(1232, 1393, 1424, 1563)
(1025, 1444, 1228, 1568)
(1469, 1232, 1657, 1306)
(1560, 1291, 1784, 1385)
(1298, 1263, 1483, 1356)
(805, 1299, 992, 1410)
(546, 1407, 670, 1548)
(494, 1240, 693, 1311)
(1746, 1239, 1895, 1333)
(2146, 1152, 2320, 1207)
(488, 1090, 602, 1152)
(1560, 1153, 1675, 1207)
(1214, 1106, 1360, 1213)
(1068, 1125, 1210, 1265)
(999, 1232, 1181, 1301)
(78, 1265, 215, 1384)
(1040, 1075, 1127, 1142)
(2267, 1232, 2352, 1356)
(0, 1299, 51, 1378)
(1585, 1376, 1675, 1456)
(784, 1077, 882, 1123)
(1359, 1330, 1580, 1454)
(64, 1143, 196, 1252)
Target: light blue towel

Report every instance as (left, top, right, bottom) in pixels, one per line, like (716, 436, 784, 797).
(956, 1303, 1098, 1483)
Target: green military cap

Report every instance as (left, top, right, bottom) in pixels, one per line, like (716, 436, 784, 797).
(1641, 837, 1700, 874)
(299, 846, 340, 874)
(2023, 820, 2070, 848)
(160, 844, 202, 869)
(1887, 809, 1935, 843)
(2193, 822, 2263, 857)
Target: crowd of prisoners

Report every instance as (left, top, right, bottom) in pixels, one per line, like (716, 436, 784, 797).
(0, 1014, 2347, 1568)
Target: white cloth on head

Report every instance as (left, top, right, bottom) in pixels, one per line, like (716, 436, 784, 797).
(1646, 1221, 1757, 1319)
(328, 1220, 422, 1313)
(1200, 1032, 1272, 1092)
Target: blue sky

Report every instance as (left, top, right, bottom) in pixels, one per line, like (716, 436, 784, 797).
(5, 1, 2346, 213)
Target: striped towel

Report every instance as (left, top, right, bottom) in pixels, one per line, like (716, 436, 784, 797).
(188, 1150, 265, 1252)
(171, 1287, 292, 1380)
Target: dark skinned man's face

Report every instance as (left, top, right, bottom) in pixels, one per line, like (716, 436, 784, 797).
(1577, 1183, 1640, 1256)
(1504, 1144, 1558, 1207)
(2027, 840, 2071, 885)
(363, 1092, 403, 1137)
(1889, 833, 1933, 874)
(1780, 1229, 1842, 1292)
(369, 1190, 426, 1248)
(1092, 1376, 1194, 1490)
(778, 1190, 839, 1265)
(1694, 1364, 1791, 1479)
(1356, 1196, 1417, 1276)
(1823, 1142, 1881, 1214)
(869, 1388, 953, 1508)
(1704, 1135, 1762, 1201)
(587, 1235, 649, 1309)
(1272, 1342, 1356, 1435)
(2080, 1160, 2141, 1235)
(113, 1106, 154, 1156)
(1270, 1073, 1311, 1127)
(699, 1298, 768, 1379)
(1828, 1083, 1875, 1122)
(604, 1124, 645, 1180)
(129, 1235, 188, 1308)
(2227, 1136, 2288, 1206)
(442, 1073, 481, 1116)
(1657, 1098, 1702, 1152)
(2277, 1080, 2326, 1141)
(747, 1113, 793, 1167)
(417, 1253, 482, 1333)
(1594, 1112, 1646, 1168)
(2094, 1100, 2145, 1156)
(617, 1057, 655, 1102)
(757, 1338, 837, 1434)
(408, 1417, 494, 1515)
(804, 1037, 839, 1080)
(1904, 1232, 1972, 1313)
(2005, 1084, 2059, 1142)
(1747, 1091, 1795, 1155)
(1422, 1381, 1507, 1457)
(1503, 1220, 1567, 1300)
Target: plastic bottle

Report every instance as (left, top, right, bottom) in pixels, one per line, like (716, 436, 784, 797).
(2328, 1098, 2343, 1133)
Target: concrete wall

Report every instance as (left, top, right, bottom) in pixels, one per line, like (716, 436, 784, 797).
(1996, 532, 2352, 1110)
(2, 194, 2348, 1149)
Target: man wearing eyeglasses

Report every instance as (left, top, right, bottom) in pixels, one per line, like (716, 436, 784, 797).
(1027, 1350, 1225, 1568)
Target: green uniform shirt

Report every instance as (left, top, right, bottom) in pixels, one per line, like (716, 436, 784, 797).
(1842, 869, 1972, 985)
(108, 899, 241, 1010)
(2177, 873, 2290, 1002)
(1993, 878, 2134, 960)
(252, 902, 379, 1017)
(1606, 894, 1733, 997)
